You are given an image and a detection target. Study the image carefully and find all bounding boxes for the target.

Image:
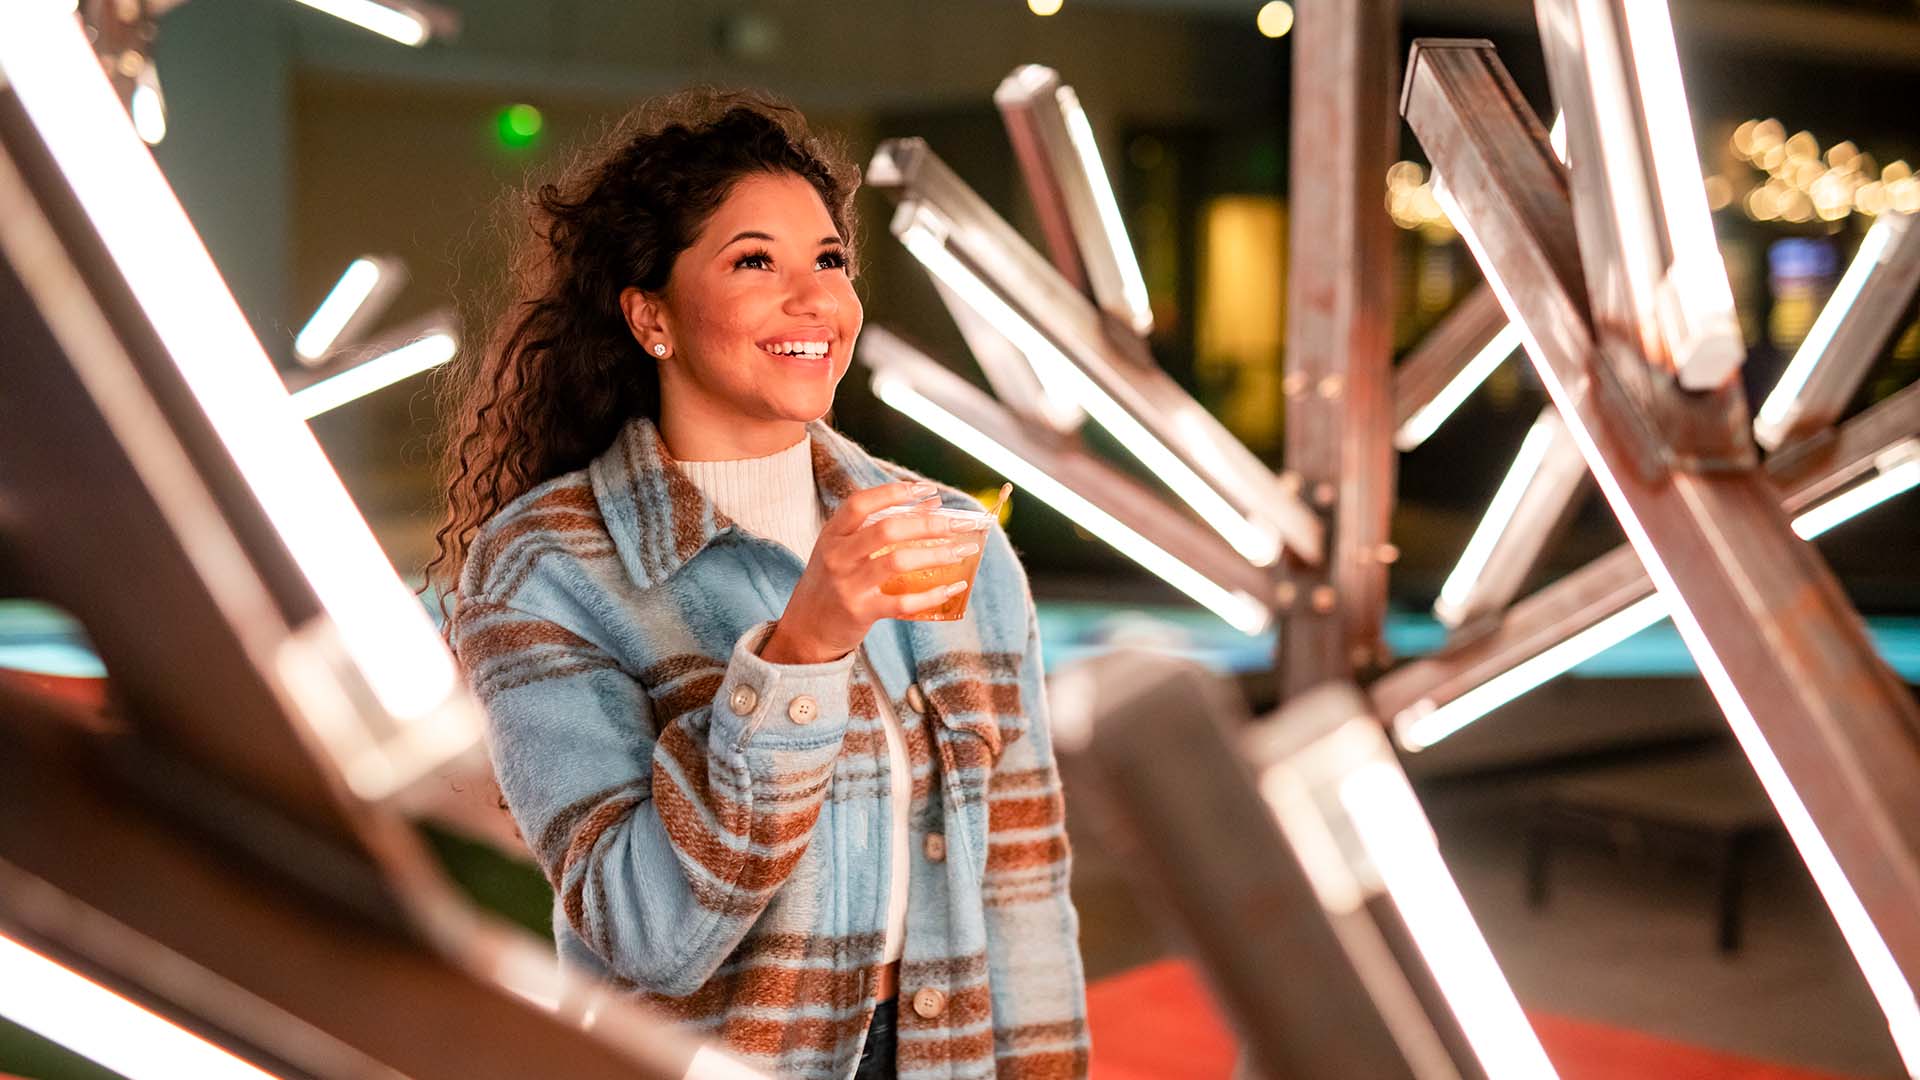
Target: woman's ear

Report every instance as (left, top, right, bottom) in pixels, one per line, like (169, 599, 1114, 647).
(619, 286, 671, 356)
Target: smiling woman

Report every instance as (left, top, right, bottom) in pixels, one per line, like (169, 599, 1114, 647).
(421, 88, 1092, 1080)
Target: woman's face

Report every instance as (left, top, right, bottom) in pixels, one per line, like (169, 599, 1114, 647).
(632, 171, 862, 453)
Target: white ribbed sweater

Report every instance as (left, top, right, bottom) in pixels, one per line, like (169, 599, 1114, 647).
(675, 434, 912, 965)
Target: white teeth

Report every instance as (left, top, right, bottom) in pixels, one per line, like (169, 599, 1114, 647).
(762, 341, 830, 358)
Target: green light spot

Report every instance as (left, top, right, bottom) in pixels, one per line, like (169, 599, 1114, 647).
(497, 104, 543, 148)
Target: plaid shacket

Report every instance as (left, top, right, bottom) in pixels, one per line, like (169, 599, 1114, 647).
(450, 413, 1091, 1079)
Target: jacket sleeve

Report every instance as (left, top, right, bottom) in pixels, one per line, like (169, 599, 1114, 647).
(982, 583, 1094, 1076)
(452, 593, 854, 996)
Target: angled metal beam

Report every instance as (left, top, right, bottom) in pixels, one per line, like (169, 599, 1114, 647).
(1403, 37, 1920, 1067)
(1277, 0, 1401, 691)
(858, 327, 1276, 633)
(869, 139, 1322, 568)
(1756, 210, 1920, 452)
(994, 64, 1155, 340)
(1433, 407, 1589, 632)
(1050, 654, 1554, 1078)
(1393, 283, 1518, 451)
(1373, 377, 1920, 748)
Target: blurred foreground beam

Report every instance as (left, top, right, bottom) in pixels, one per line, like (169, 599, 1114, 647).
(1051, 652, 1555, 1078)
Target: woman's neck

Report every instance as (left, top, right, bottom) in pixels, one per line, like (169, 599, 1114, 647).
(658, 407, 810, 463)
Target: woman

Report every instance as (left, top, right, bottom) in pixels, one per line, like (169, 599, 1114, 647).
(425, 89, 1091, 1079)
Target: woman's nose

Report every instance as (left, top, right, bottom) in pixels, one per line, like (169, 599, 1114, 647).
(783, 268, 839, 318)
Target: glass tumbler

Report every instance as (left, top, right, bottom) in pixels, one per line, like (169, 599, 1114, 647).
(862, 504, 991, 621)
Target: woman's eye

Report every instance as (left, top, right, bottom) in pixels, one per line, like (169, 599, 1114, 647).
(734, 252, 772, 270)
(818, 249, 849, 271)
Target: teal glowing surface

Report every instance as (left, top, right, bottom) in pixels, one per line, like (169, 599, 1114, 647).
(3, 597, 1917, 684)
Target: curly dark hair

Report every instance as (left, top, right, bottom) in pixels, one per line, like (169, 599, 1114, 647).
(419, 87, 862, 627)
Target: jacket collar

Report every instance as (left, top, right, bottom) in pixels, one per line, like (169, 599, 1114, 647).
(588, 413, 897, 592)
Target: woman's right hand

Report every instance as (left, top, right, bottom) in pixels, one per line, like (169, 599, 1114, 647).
(758, 481, 989, 665)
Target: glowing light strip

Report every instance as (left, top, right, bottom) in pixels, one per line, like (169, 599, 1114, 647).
(1614, 0, 1743, 387)
(294, 258, 384, 363)
(1791, 443, 1920, 540)
(1057, 86, 1153, 335)
(129, 73, 166, 146)
(1434, 411, 1559, 624)
(1395, 322, 1523, 451)
(1438, 171, 1920, 1074)
(286, 0, 429, 45)
(0, 7, 458, 725)
(290, 331, 456, 419)
(0, 933, 280, 1080)
(1397, 594, 1666, 750)
(870, 370, 1270, 634)
(901, 221, 1285, 566)
(1756, 218, 1897, 443)
(1339, 764, 1559, 1078)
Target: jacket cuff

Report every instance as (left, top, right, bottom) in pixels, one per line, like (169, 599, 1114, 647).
(712, 619, 857, 751)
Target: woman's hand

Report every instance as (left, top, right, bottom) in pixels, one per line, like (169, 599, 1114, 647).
(758, 481, 989, 664)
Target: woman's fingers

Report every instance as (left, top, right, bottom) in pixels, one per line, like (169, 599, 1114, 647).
(828, 480, 937, 535)
(891, 578, 969, 617)
(880, 538, 981, 575)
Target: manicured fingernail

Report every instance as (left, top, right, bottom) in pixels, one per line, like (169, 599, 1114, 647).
(911, 482, 937, 497)
(948, 581, 969, 594)
(954, 542, 981, 557)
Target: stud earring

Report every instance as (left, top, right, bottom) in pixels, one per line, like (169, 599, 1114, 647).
(652, 343, 667, 357)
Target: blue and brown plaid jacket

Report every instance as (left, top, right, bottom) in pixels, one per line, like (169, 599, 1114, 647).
(449, 413, 1090, 1079)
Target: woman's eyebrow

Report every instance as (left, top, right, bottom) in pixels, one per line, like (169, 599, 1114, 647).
(721, 230, 843, 249)
(722, 230, 775, 248)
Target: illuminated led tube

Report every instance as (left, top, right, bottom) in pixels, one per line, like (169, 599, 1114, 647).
(0, 933, 279, 1080)
(1253, 694, 1558, 1078)
(1397, 594, 1667, 751)
(0, 8, 460, 732)
(286, 0, 431, 45)
(871, 369, 1270, 634)
(995, 65, 1154, 338)
(1396, 322, 1522, 451)
(1338, 762, 1559, 1077)
(900, 214, 1286, 567)
(1573, 0, 1745, 389)
(1756, 213, 1920, 452)
(1434, 410, 1560, 625)
(290, 328, 457, 419)
(1790, 441, 1920, 540)
(294, 257, 404, 365)
(1056, 84, 1153, 335)
(129, 63, 166, 146)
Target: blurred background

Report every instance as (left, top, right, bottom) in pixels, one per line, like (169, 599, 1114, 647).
(5, 0, 1920, 1077)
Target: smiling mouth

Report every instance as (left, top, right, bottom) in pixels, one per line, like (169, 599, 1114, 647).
(759, 342, 833, 363)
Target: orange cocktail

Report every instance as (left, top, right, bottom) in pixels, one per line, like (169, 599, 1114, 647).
(865, 506, 991, 621)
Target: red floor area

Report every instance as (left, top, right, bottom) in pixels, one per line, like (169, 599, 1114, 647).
(1087, 958, 1864, 1080)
